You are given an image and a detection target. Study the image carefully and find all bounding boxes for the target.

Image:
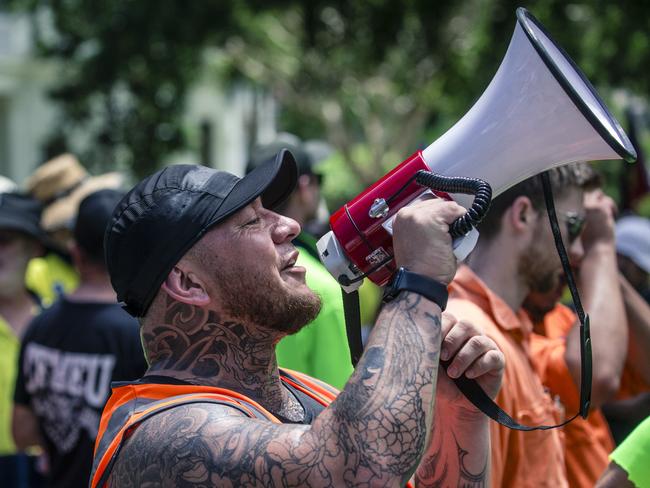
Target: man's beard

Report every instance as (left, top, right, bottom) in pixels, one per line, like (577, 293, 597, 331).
(519, 245, 560, 326)
(215, 267, 322, 336)
(518, 234, 561, 297)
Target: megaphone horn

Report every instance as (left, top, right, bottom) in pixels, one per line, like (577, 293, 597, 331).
(423, 7, 636, 207)
(317, 7, 636, 292)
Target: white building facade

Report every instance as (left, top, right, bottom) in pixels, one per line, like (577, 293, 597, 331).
(0, 10, 276, 185)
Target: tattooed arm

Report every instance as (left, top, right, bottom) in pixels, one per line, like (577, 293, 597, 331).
(110, 199, 475, 487)
(110, 300, 505, 488)
(111, 292, 443, 487)
(416, 316, 504, 488)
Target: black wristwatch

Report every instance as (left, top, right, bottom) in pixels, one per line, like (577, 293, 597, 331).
(382, 267, 449, 310)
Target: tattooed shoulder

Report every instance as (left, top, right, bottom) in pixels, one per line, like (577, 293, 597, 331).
(108, 402, 311, 487)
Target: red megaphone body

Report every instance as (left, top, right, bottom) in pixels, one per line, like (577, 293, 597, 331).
(323, 152, 454, 290)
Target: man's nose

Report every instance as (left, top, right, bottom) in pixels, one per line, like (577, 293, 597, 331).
(272, 214, 301, 243)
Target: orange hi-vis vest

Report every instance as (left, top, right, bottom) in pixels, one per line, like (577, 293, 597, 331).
(91, 369, 416, 488)
(90, 369, 338, 487)
(91, 369, 416, 487)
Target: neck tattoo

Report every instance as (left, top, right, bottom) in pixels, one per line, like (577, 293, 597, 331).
(143, 298, 302, 417)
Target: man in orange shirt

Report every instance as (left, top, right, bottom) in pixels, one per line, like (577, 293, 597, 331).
(525, 185, 650, 487)
(448, 163, 596, 487)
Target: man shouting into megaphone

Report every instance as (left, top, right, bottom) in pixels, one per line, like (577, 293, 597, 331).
(89, 150, 504, 488)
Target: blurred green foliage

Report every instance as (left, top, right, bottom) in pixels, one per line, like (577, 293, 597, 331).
(8, 0, 650, 212)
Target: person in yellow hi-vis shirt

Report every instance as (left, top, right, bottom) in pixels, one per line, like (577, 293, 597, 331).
(25, 253, 79, 307)
(24, 154, 123, 306)
(0, 192, 46, 487)
(597, 416, 650, 487)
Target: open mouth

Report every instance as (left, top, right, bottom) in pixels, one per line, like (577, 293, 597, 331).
(282, 250, 299, 271)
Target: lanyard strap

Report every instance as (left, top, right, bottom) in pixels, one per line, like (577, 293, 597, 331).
(540, 171, 592, 419)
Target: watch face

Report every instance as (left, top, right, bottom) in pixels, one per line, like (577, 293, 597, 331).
(395, 267, 407, 285)
(382, 268, 405, 303)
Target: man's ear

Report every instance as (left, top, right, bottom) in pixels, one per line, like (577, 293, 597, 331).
(507, 195, 537, 234)
(161, 266, 210, 307)
(297, 173, 312, 188)
(296, 174, 312, 198)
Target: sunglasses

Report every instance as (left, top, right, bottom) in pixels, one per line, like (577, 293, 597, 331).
(560, 211, 586, 242)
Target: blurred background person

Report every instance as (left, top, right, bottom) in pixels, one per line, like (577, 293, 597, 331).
(24, 154, 123, 306)
(247, 134, 352, 389)
(448, 164, 596, 487)
(600, 215, 650, 445)
(0, 191, 46, 487)
(12, 189, 147, 488)
(596, 414, 650, 488)
(298, 138, 384, 347)
(615, 215, 650, 302)
(523, 169, 633, 488)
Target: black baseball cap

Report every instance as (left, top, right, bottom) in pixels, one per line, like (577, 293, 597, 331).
(247, 134, 316, 177)
(105, 149, 298, 317)
(75, 189, 125, 262)
(0, 192, 46, 242)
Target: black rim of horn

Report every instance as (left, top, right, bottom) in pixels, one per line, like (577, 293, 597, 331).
(516, 7, 637, 163)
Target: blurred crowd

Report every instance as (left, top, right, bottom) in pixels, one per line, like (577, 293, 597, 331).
(0, 154, 146, 487)
(0, 136, 649, 487)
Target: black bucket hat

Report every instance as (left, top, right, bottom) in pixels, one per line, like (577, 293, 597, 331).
(105, 149, 297, 317)
(0, 192, 46, 242)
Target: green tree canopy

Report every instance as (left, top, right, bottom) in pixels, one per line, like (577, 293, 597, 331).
(10, 0, 650, 205)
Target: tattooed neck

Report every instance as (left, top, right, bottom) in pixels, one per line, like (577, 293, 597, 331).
(142, 298, 298, 416)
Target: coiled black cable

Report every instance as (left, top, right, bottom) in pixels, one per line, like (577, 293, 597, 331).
(415, 170, 492, 237)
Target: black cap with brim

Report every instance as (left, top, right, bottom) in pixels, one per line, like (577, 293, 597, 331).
(247, 140, 313, 176)
(105, 149, 297, 317)
(0, 214, 43, 240)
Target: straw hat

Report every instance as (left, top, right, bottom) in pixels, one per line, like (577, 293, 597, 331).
(26, 153, 124, 232)
(43, 172, 123, 231)
(26, 154, 88, 204)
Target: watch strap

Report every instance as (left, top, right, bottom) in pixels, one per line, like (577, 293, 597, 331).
(383, 267, 449, 310)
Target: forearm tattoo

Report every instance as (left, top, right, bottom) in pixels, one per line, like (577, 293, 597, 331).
(113, 293, 451, 487)
(457, 445, 488, 487)
(415, 435, 488, 487)
(333, 294, 441, 486)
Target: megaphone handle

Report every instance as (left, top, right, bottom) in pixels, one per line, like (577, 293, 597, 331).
(414, 170, 492, 238)
(340, 169, 581, 430)
(452, 228, 480, 262)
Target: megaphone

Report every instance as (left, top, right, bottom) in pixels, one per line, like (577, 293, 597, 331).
(317, 7, 636, 292)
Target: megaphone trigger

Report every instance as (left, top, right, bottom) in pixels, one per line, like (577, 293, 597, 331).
(414, 171, 492, 239)
(380, 171, 491, 262)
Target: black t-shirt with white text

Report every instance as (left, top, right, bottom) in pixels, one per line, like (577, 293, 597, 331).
(14, 298, 147, 488)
